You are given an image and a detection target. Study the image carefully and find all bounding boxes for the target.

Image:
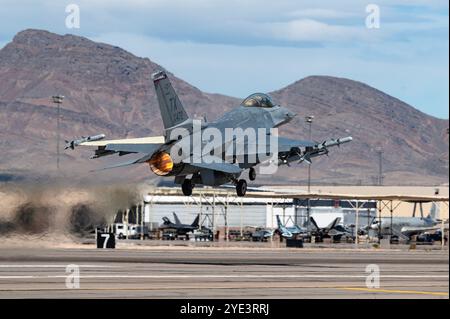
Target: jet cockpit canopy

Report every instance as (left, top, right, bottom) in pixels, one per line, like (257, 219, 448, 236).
(241, 93, 275, 108)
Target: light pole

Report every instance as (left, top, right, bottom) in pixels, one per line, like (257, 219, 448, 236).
(305, 115, 314, 232)
(52, 95, 64, 170)
(306, 116, 314, 192)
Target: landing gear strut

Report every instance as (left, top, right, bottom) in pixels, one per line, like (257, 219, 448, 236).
(182, 179, 193, 196)
(249, 167, 256, 181)
(236, 179, 247, 197)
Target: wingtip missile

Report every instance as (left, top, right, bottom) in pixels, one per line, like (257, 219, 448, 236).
(65, 134, 106, 150)
(338, 136, 353, 144)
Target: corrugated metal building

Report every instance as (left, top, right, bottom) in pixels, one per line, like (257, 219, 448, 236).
(140, 194, 377, 229)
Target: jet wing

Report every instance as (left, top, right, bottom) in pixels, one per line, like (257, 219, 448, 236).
(278, 136, 352, 165)
(228, 136, 315, 158)
(277, 137, 316, 152)
(401, 225, 441, 237)
(66, 135, 165, 159)
(102, 143, 162, 154)
(183, 155, 242, 174)
(224, 135, 351, 166)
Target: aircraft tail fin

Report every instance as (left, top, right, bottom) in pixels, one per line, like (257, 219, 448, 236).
(173, 212, 182, 225)
(326, 217, 341, 231)
(309, 216, 320, 231)
(191, 214, 200, 228)
(427, 203, 439, 220)
(276, 215, 284, 229)
(152, 70, 189, 130)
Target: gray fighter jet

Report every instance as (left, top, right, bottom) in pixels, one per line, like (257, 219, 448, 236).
(276, 215, 307, 238)
(67, 70, 352, 196)
(309, 216, 352, 241)
(160, 213, 200, 235)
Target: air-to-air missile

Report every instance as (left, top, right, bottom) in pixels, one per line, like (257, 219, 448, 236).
(298, 136, 353, 164)
(65, 134, 106, 150)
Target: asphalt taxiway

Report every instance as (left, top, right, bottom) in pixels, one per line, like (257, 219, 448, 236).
(0, 246, 448, 298)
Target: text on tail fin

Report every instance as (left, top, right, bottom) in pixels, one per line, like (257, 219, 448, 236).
(152, 70, 189, 130)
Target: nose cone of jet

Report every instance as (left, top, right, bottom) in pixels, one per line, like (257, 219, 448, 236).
(287, 110, 297, 120)
(282, 109, 296, 123)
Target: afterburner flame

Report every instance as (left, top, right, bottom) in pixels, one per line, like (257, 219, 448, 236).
(148, 152, 174, 176)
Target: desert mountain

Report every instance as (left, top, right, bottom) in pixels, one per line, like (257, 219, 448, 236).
(0, 29, 448, 186)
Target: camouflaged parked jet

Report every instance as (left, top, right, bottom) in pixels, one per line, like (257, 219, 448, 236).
(66, 70, 352, 197)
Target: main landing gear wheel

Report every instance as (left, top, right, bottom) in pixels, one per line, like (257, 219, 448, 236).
(249, 167, 256, 181)
(182, 179, 193, 196)
(236, 179, 247, 197)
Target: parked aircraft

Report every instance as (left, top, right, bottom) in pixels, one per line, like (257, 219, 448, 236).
(159, 213, 200, 235)
(276, 215, 306, 238)
(309, 216, 351, 241)
(370, 203, 442, 240)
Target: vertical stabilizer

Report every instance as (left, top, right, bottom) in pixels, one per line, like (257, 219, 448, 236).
(276, 215, 283, 228)
(152, 70, 189, 130)
(428, 202, 439, 220)
(173, 212, 182, 225)
(191, 214, 200, 228)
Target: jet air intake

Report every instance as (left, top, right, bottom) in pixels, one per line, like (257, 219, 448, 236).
(148, 152, 174, 176)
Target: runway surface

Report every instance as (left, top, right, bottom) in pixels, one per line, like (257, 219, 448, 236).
(0, 246, 448, 298)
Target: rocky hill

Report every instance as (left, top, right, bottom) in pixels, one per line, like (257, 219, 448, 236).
(0, 29, 448, 186)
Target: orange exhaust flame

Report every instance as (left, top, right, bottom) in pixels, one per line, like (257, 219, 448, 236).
(148, 152, 174, 176)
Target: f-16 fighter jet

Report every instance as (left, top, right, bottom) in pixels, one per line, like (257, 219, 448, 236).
(67, 70, 352, 197)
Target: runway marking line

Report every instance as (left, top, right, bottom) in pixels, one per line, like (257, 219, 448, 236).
(0, 274, 448, 279)
(0, 265, 117, 268)
(341, 287, 449, 297)
(0, 285, 448, 295)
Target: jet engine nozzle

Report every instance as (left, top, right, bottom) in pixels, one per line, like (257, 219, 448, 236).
(148, 152, 174, 176)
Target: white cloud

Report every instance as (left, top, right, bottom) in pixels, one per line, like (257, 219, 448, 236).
(0, 0, 448, 117)
(288, 9, 358, 19)
(263, 19, 371, 43)
(93, 32, 449, 119)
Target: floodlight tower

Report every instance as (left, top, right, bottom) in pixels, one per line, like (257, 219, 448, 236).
(305, 115, 314, 230)
(52, 95, 64, 170)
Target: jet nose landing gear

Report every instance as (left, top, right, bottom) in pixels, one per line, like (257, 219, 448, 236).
(236, 179, 247, 197)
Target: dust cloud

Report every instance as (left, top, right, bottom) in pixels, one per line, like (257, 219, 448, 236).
(0, 181, 148, 245)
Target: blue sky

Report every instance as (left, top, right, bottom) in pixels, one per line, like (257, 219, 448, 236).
(0, 0, 448, 119)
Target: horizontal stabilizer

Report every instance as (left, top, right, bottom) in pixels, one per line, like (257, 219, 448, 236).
(91, 159, 140, 171)
(91, 153, 154, 171)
